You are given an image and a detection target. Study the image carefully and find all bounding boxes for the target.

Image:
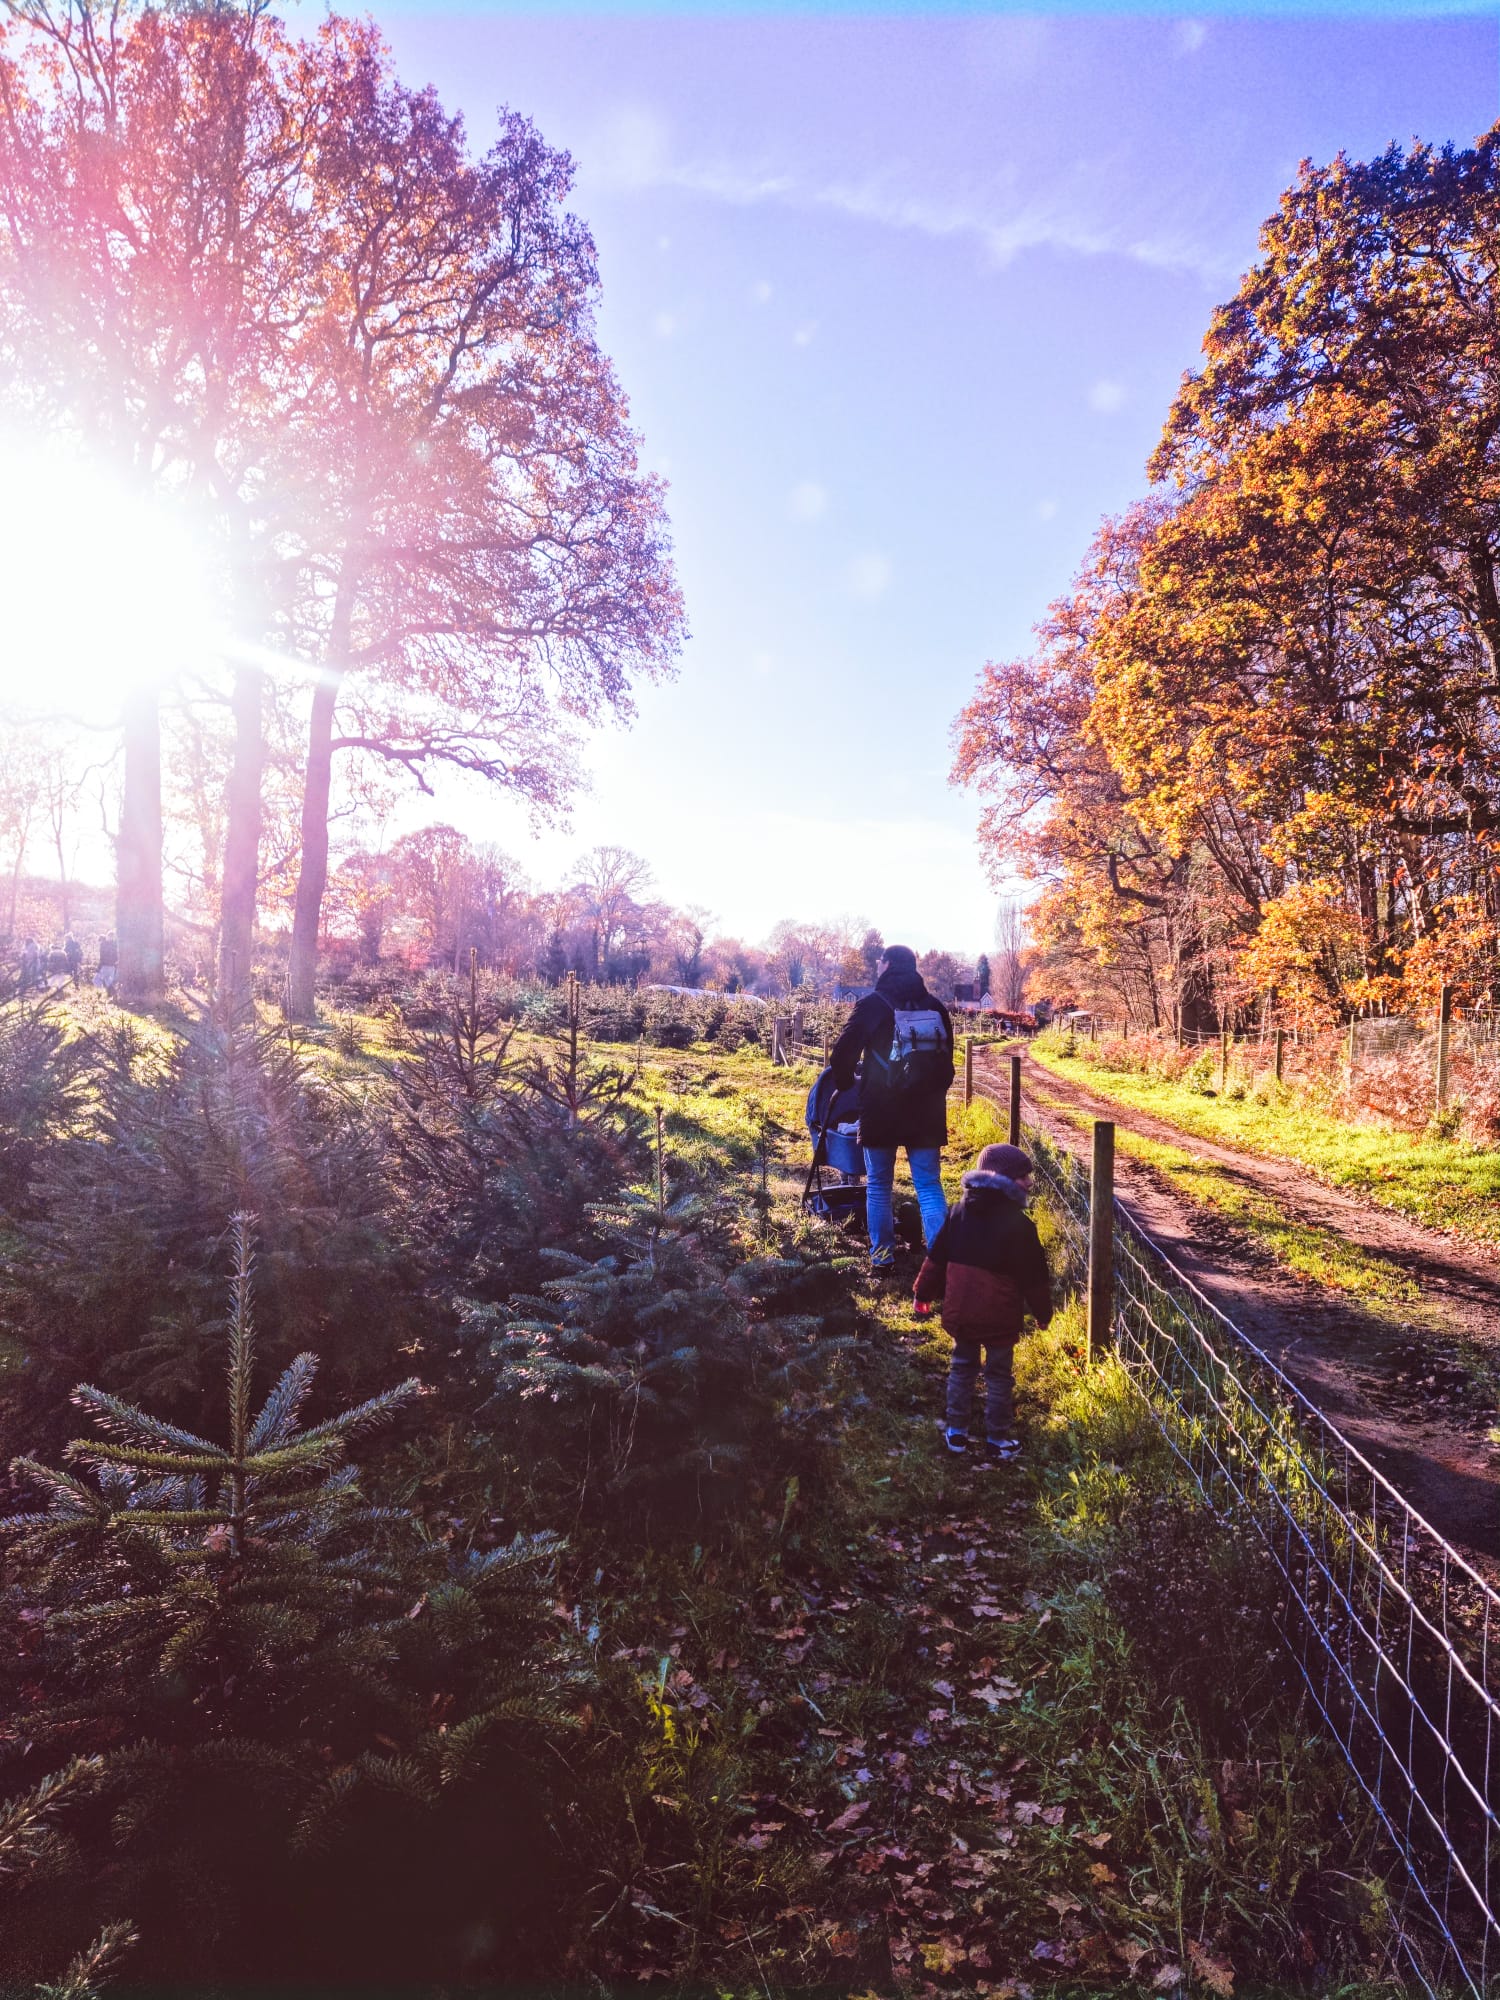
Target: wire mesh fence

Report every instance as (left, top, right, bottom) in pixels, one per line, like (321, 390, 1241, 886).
(1025, 1126, 1500, 1998)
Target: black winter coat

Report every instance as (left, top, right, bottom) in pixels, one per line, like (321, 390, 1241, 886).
(914, 1177, 1053, 1342)
(829, 969, 955, 1149)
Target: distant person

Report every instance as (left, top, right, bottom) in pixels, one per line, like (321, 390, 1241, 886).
(18, 937, 39, 994)
(830, 942, 955, 1274)
(912, 1142, 1053, 1461)
(97, 933, 118, 994)
(63, 934, 82, 986)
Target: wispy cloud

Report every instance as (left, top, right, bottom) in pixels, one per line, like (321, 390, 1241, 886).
(592, 108, 1234, 284)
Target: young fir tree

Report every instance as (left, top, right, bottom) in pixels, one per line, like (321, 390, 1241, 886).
(387, 963, 639, 1302)
(1, 1221, 594, 1986)
(0, 993, 87, 1218)
(468, 1116, 861, 1536)
(5, 1000, 410, 1446)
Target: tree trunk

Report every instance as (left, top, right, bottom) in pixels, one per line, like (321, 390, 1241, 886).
(117, 687, 165, 1005)
(286, 671, 340, 1022)
(52, 811, 70, 933)
(7, 831, 27, 939)
(218, 662, 264, 1006)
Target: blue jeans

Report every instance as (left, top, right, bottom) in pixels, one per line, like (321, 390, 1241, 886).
(864, 1146, 947, 1263)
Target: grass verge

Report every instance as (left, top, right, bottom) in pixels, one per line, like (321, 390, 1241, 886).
(1025, 1080, 1425, 1314)
(1028, 1036, 1500, 1248)
(550, 1055, 1407, 1997)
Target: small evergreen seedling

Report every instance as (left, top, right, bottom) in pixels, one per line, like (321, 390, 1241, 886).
(3, 1215, 425, 1748)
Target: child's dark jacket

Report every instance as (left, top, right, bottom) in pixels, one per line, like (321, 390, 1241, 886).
(913, 1172, 1052, 1343)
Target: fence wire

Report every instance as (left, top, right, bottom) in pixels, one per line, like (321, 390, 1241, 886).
(1023, 1126, 1500, 1998)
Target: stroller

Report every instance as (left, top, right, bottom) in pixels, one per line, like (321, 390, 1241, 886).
(802, 1064, 867, 1231)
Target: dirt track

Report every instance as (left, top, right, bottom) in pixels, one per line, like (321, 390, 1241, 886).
(974, 1045, 1500, 1576)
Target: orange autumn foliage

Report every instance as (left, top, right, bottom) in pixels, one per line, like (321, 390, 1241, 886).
(955, 126, 1500, 1028)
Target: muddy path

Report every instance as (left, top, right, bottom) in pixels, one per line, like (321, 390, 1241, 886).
(973, 1045, 1500, 1576)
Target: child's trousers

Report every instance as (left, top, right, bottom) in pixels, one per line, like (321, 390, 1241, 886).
(945, 1336, 1016, 1439)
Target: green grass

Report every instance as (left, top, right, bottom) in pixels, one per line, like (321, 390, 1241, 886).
(1029, 1035, 1500, 1247)
(1027, 1080, 1427, 1314)
(2, 986, 1409, 1994)
(562, 1051, 1405, 1996)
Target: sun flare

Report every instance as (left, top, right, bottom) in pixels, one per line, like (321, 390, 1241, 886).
(0, 437, 220, 722)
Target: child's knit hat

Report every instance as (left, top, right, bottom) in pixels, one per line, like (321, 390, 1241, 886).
(974, 1143, 1034, 1179)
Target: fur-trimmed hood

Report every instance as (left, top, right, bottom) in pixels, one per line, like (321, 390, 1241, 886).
(960, 1170, 1030, 1204)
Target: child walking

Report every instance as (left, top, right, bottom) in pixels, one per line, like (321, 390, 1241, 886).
(912, 1143, 1052, 1461)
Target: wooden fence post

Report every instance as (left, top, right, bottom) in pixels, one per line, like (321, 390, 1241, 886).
(963, 1036, 975, 1107)
(1087, 1120, 1116, 1364)
(1008, 1053, 1022, 1147)
(1346, 1016, 1357, 1085)
(1274, 1027, 1285, 1085)
(1219, 1029, 1229, 1093)
(1436, 983, 1454, 1113)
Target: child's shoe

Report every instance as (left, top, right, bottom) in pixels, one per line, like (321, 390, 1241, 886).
(942, 1428, 969, 1456)
(983, 1436, 1021, 1464)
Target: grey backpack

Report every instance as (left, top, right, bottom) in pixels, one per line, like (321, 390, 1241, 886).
(874, 997, 949, 1089)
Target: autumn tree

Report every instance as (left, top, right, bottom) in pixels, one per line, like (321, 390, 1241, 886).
(917, 950, 960, 1002)
(279, 32, 683, 1018)
(0, 722, 44, 943)
(859, 927, 884, 984)
(1138, 128, 1500, 1007)
(993, 901, 1030, 1015)
(953, 504, 1217, 1026)
(0, 7, 682, 1012)
(0, 4, 327, 1002)
(569, 846, 653, 979)
(955, 129, 1500, 1025)
(666, 905, 713, 987)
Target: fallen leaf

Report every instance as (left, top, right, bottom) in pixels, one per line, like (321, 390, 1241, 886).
(921, 1940, 966, 1973)
(1045, 1893, 1082, 1917)
(1153, 1966, 1184, 1992)
(826, 1801, 870, 1833)
(1187, 1941, 1235, 1997)
(972, 1680, 1022, 1707)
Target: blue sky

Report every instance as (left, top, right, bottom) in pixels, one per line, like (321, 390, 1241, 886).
(381, 8, 1499, 957)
